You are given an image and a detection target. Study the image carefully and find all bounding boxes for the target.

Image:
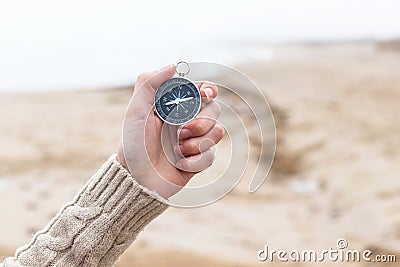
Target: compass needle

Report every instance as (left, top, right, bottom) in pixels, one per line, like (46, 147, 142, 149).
(180, 97, 193, 102)
(165, 100, 175, 105)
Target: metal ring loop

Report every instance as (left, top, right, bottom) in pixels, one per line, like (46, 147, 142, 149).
(175, 61, 190, 77)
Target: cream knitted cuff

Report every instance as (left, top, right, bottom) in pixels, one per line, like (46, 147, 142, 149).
(2, 155, 168, 267)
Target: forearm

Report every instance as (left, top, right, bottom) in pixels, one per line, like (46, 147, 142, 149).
(1, 155, 168, 267)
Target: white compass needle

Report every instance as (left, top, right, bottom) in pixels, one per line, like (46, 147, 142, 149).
(165, 100, 177, 105)
(165, 96, 193, 106)
(179, 97, 193, 103)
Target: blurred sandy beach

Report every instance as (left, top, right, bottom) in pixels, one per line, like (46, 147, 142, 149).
(0, 41, 399, 266)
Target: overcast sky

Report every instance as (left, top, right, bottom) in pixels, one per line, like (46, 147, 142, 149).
(1, 0, 400, 91)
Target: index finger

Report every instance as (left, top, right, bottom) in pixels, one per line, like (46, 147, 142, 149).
(196, 81, 218, 103)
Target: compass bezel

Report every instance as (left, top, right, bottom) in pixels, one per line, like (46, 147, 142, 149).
(154, 77, 202, 126)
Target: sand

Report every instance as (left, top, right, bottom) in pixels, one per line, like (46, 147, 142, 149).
(0, 42, 399, 266)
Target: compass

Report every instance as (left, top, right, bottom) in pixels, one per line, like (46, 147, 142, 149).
(154, 63, 201, 125)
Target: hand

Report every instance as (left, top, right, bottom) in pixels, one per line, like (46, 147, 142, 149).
(117, 65, 224, 199)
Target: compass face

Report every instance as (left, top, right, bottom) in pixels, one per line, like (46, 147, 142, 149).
(155, 77, 201, 125)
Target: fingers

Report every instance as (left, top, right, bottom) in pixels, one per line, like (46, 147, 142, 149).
(176, 123, 224, 156)
(178, 81, 219, 140)
(176, 149, 215, 173)
(179, 101, 222, 140)
(174, 81, 222, 173)
(197, 82, 219, 104)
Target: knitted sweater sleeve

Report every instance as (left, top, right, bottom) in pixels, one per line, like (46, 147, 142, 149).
(1, 155, 168, 267)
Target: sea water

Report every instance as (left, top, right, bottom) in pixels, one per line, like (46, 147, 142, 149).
(0, 0, 399, 92)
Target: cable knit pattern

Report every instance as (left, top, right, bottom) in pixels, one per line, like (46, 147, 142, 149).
(1, 155, 168, 267)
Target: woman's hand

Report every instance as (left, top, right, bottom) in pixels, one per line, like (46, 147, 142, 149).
(117, 65, 224, 198)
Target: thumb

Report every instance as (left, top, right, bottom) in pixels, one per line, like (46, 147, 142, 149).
(134, 64, 176, 104)
(128, 64, 176, 119)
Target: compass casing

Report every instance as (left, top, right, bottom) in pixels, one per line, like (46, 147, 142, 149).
(154, 77, 202, 125)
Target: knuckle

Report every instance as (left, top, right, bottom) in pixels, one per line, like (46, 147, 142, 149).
(196, 122, 207, 135)
(187, 140, 198, 153)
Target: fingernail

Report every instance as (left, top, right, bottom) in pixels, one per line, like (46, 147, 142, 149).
(204, 87, 213, 100)
(180, 128, 191, 140)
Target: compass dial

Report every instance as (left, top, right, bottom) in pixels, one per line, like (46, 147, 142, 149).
(155, 77, 201, 125)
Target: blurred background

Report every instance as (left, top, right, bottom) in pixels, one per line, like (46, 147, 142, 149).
(0, 0, 399, 266)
